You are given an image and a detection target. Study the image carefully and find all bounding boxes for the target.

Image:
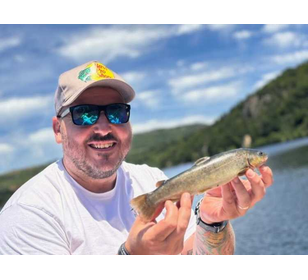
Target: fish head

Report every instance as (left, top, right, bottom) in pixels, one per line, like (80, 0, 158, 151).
(246, 149, 268, 168)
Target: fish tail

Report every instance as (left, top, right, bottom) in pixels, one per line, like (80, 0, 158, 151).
(130, 194, 157, 222)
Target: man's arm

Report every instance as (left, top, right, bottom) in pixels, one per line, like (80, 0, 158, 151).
(182, 222, 235, 255)
(193, 222, 235, 255)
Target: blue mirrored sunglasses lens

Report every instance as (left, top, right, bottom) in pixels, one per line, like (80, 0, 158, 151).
(106, 104, 129, 124)
(72, 105, 99, 125)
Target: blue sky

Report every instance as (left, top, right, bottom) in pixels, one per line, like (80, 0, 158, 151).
(1, 24, 308, 174)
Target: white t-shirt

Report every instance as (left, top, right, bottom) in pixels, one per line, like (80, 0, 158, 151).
(0, 160, 196, 255)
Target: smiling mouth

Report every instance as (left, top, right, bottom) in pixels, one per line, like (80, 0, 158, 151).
(88, 142, 116, 150)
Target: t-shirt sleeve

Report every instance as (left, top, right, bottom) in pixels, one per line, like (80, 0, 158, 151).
(0, 203, 70, 255)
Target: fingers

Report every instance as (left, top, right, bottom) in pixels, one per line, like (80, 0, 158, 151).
(231, 177, 251, 213)
(259, 166, 274, 188)
(176, 193, 192, 235)
(147, 193, 191, 244)
(221, 167, 273, 218)
(221, 183, 238, 217)
(222, 178, 252, 218)
(148, 200, 179, 241)
(201, 167, 274, 224)
(166, 193, 191, 254)
(206, 186, 222, 197)
(246, 169, 266, 205)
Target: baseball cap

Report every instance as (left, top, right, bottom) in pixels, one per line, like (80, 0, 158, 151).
(54, 61, 135, 116)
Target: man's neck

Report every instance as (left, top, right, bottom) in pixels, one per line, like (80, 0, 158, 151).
(62, 159, 117, 193)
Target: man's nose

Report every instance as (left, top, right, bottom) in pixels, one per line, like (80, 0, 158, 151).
(92, 112, 112, 133)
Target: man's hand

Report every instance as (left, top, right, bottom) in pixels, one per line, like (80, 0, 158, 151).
(199, 166, 274, 224)
(125, 192, 192, 255)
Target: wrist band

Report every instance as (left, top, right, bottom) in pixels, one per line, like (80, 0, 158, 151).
(118, 242, 130, 255)
(195, 199, 228, 233)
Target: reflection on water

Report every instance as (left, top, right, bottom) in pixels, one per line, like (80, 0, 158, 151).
(163, 137, 308, 255)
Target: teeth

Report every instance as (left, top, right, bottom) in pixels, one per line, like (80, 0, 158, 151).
(91, 143, 114, 149)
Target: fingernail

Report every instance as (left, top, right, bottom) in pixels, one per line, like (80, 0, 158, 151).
(165, 200, 172, 207)
(233, 177, 240, 183)
(247, 169, 255, 178)
(260, 166, 267, 171)
(184, 193, 190, 199)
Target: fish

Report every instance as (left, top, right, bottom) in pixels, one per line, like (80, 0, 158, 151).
(130, 148, 268, 222)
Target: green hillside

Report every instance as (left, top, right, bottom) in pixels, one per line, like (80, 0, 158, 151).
(1, 60, 308, 207)
(206, 61, 308, 154)
(126, 124, 208, 167)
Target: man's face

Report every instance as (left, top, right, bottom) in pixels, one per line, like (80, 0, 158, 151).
(54, 87, 132, 180)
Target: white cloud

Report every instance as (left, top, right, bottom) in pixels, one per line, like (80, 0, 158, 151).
(262, 24, 289, 33)
(26, 127, 62, 160)
(190, 62, 208, 71)
(254, 71, 280, 90)
(0, 128, 62, 173)
(177, 24, 203, 35)
(0, 36, 21, 52)
(135, 90, 160, 108)
(233, 30, 252, 40)
(0, 96, 53, 122)
(208, 24, 234, 31)
(57, 25, 203, 63)
(271, 50, 308, 64)
(28, 127, 55, 144)
(0, 143, 14, 154)
(132, 115, 216, 134)
(0, 142, 15, 171)
(121, 71, 146, 85)
(183, 82, 241, 103)
(264, 32, 304, 48)
(169, 67, 235, 93)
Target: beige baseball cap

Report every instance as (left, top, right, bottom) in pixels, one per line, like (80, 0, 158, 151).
(54, 60, 135, 116)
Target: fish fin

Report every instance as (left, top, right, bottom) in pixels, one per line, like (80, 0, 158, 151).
(169, 198, 180, 203)
(238, 168, 248, 176)
(156, 180, 165, 188)
(194, 156, 210, 166)
(130, 194, 157, 222)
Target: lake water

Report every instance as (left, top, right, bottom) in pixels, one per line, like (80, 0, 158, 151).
(163, 137, 308, 255)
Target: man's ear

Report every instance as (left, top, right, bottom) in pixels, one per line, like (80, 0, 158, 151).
(52, 117, 62, 144)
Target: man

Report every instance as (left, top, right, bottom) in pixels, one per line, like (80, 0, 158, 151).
(0, 61, 273, 255)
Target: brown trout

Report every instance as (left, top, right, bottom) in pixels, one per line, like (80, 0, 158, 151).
(130, 148, 268, 222)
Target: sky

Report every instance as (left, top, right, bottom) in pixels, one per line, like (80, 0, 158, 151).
(1, 24, 308, 174)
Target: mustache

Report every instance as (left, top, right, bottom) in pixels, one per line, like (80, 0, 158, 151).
(87, 133, 118, 142)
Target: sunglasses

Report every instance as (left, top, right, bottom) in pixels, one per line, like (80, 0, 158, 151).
(59, 103, 131, 126)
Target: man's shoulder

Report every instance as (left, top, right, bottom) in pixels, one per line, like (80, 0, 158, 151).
(1, 161, 65, 213)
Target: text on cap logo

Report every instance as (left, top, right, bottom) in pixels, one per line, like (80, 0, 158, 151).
(78, 62, 115, 82)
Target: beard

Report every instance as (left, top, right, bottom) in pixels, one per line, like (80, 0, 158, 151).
(61, 129, 132, 180)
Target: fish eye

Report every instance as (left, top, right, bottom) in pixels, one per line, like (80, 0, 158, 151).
(258, 152, 264, 156)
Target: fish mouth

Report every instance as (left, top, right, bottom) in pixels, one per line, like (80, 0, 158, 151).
(248, 154, 268, 168)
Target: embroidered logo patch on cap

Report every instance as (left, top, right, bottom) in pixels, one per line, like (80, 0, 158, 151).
(78, 62, 115, 82)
